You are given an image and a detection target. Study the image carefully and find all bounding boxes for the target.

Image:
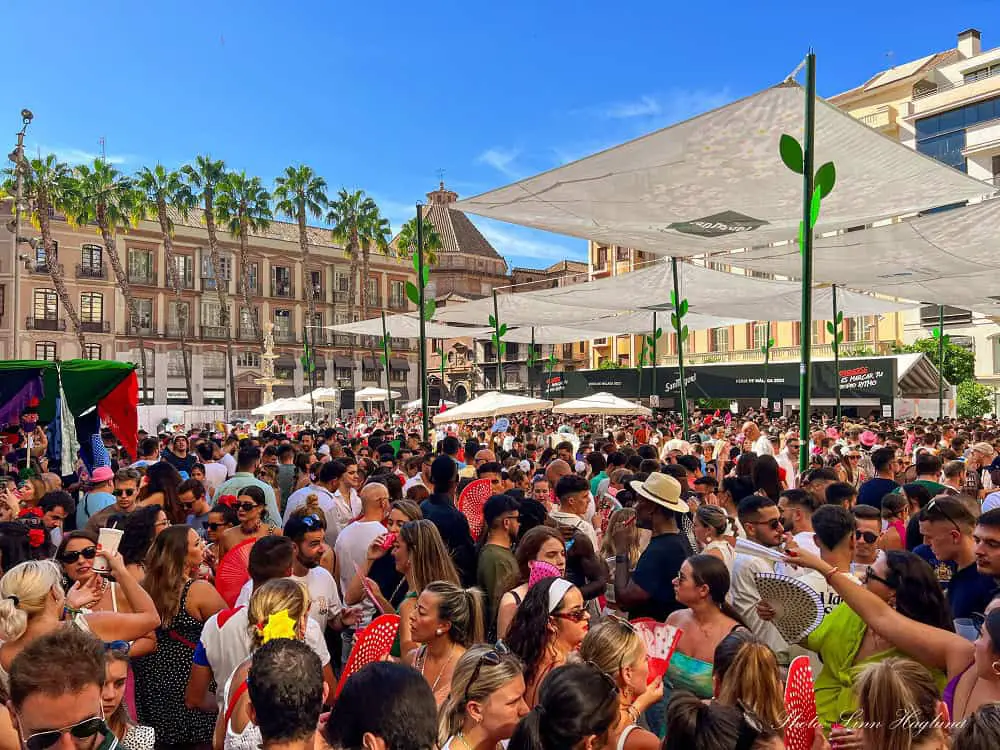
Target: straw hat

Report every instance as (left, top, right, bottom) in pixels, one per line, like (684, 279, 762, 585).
(629, 472, 689, 514)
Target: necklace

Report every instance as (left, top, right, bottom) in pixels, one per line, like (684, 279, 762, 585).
(454, 734, 474, 750)
(422, 644, 457, 693)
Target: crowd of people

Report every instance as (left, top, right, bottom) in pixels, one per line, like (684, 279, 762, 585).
(2, 409, 1000, 750)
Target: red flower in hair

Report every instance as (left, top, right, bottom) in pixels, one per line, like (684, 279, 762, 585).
(27, 529, 44, 548)
(18, 507, 43, 519)
(218, 494, 238, 508)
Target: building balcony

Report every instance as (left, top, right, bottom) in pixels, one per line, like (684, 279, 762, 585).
(166, 323, 192, 338)
(128, 270, 157, 286)
(126, 322, 154, 337)
(334, 334, 353, 347)
(76, 264, 107, 280)
(365, 294, 382, 308)
(26, 316, 64, 332)
(909, 71, 1000, 117)
(80, 320, 110, 334)
(202, 275, 230, 291)
(238, 328, 259, 342)
(270, 281, 294, 298)
(201, 325, 229, 340)
(857, 105, 897, 132)
(390, 337, 410, 351)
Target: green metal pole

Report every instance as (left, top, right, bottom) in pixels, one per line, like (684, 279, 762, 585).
(493, 290, 503, 393)
(763, 320, 771, 409)
(938, 304, 945, 419)
(381, 310, 392, 418)
(651, 312, 657, 401)
(530, 327, 536, 398)
(416, 204, 429, 442)
(670, 257, 689, 440)
(833, 284, 841, 422)
(799, 51, 817, 475)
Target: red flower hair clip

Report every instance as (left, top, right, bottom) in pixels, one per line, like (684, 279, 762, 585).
(218, 494, 238, 508)
(27, 529, 45, 548)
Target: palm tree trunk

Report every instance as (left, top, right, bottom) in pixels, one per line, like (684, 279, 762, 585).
(204, 195, 237, 414)
(37, 200, 86, 352)
(299, 207, 317, 395)
(346, 241, 357, 361)
(238, 217, 260, 343)
(97, 208, 148, 404)
(157, 201, 193, 404)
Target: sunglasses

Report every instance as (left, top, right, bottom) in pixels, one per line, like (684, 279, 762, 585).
(463, 643, 512, 704)
(203, 521, 229, 531)
(552, 607, 588, 622)
(866, 565, 897, 589)
(21, 716, 105, 750)
(924, 499, 962, 534)
(235, 502, 260, 513)
(299, 514, 322, 529)
(58, 546, 98, 565)
(750, 518, 783, 531)
(855, 530, 879, 544)
(112, 488, 136, 497)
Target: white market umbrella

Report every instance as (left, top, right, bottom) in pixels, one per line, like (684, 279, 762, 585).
(304, 387, 339, 403)
(355, 387, 402, 403)
(251, 397, 319, 417)
(433, 391, 553, 425)
(552, 391, 651, 417)
(402, 398, 457, 410)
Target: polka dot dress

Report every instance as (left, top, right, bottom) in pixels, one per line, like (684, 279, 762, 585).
(133, 580, 217, 746)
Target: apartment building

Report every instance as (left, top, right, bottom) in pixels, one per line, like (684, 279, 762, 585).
(0, 203, 419, 413)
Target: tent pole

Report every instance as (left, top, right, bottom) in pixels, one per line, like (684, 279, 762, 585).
(530, 327, 536, 398)
(938, 304, 945, 419)
(417, 204, 429, 443)
(651, 312, 657, 404)
(381, 310, 392, 418)
(763, 320, 771, 411)
(670, 257, 688, 440)
(833, 284, 841, 422)
(798, 51, 817, 475)
(493, 290, 503, 393)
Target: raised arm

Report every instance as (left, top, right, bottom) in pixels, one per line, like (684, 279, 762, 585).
(83, 551, 160, 642)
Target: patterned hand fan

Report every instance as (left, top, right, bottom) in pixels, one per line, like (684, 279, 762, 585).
(335, 614, 401, 698)
(215, 537, 257, 607)
(457, 478, 492, 538)
(754, 572, 823, 644)
(784, 655, 818, 750)
(630, 618, 682, 683)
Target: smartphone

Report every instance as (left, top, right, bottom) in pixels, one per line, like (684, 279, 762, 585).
(380, 532, 398, 551)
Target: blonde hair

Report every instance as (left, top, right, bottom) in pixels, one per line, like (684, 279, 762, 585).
(422, 581, 485, 648)
(855, 658, 944, 750)
(247, 578, 310, 650)
(600, 508, 639, 567)
(438, 645, 524, 745)
(716, 641, 784, 730)
(578, 617, 645, 684)
(0, 560, 62, 642)
(399, 520, 459, 590)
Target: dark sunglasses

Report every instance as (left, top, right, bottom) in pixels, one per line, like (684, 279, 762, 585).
(112, 488, 136, 497)
(925, 499, 962, 534)
(463, 643, 512, 704)
(866, 565, 898, 589)
(751, 518, 783, 530)
(203, 521, 229, 531)
(552, 607, 588, 622)
(855, 530, 879, 544)
(22, 716, 105, 750)
(235, 502, 259, 512)
(59, 546, 98, 565)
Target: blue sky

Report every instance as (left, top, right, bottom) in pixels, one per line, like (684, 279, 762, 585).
(8, 1, 998, 268)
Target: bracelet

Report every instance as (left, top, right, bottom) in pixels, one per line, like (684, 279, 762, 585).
(62, 605, 82, 620)
(822, 567, 840, 582)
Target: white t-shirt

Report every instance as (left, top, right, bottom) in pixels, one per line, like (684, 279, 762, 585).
(334, 520, 387, 595)
(220, 452, 237, 478)
(236, 567, 343, 630)
(202, 463, 228, 500)
(283, 485, 342, 546)
(199, 604, 330, 705)
(776, 452, 798, 489)
(402, 474, 428, 495)
(752, 434, 775, 457)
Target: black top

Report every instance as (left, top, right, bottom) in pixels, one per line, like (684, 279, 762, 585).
(161, 450, 197, 476)
(420, 493, 477, 586)
(629, 531, 693, 622)
(857, 477, 898, 510)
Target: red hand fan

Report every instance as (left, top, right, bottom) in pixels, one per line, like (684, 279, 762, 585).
(457, 478, 492, 539)
(630, 618, 682, 683)
(784, 655, 818, 750)
(214, 537, 256, 607)
(335, 614, 401, 698)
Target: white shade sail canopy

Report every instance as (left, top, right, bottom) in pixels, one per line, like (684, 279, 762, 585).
(304, 387, 339, 403)
(433, 391, 553, 425)
(251, 397, 321, 416)
(327, 314, 492, 340)
(552, 392, 652, 416)
(454, 82, 988, 258)
(402, 398, 456, 410)
(355, 387, 402, 402)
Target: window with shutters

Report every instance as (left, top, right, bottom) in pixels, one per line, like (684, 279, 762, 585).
(35, 342, 56, 361)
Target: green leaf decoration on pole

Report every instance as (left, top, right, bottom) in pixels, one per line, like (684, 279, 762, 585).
(781, 133, 837, 253)
(406, 250, 435, 322)
(546, 352, 557, 373)
(490, 296, 508, 392)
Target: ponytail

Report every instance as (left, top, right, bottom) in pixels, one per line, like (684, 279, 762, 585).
(303, 493, 321, 516)
(855, 658, 944, 750)
(423, 581, 485, 648)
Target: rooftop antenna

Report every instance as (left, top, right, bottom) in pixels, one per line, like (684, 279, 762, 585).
(435, 168, 445, 188)
(99, 136, 106, 163)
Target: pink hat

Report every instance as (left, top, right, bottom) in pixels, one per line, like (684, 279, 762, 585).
(825, 427, 839, 439)
(859, 430, 878, 448)
(528, 560, 561, 589)
(90, 466, 114, 483)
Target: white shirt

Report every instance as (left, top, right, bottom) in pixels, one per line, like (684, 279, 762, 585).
(730, 552, 789, 665)
(283, 485, 341, 547)
(334, 520, 387, 595)
(199, 604, 330, 706)
(776, 452, 798, 489)
(549, 510, 599, 550)
(202, 462, 228, 500)
(752, 434, 775, 457)
(220, 452, 237, 478)
(236, 567, 343, 629)
(402, 474, 429, 494)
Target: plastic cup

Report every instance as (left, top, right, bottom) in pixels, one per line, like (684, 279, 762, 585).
(94, 527, 124, 574)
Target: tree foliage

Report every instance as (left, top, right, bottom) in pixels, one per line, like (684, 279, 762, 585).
(957, 380, 995, 418)
(893, 338, 975, 385)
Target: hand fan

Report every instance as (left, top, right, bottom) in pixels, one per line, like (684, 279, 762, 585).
(630, 618, 682, 683)
(215, 537, 257, 607)
(335, 614, 401, 698)
(784, 655, 818, 750)
(353, 562, 387, 615)
(754, 572, 823, 643)
(457, 478, 492, 538)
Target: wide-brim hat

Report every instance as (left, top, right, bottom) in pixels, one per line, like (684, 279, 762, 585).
(629, 472, 689, 514)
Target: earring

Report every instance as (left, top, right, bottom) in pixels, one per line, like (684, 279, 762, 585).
(992, 661, 1000, 677)
(436, 629, 443, 636)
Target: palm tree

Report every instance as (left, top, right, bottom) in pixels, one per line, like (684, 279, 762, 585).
(396, 210, 443, 268)
(136, 165, 195, 404)
(182, 156, 236, 411)
(4, 156, 87, 353)
(70, 160, 150, 400)
(215, 171, 273, 343)
(328, 189, 379, 355)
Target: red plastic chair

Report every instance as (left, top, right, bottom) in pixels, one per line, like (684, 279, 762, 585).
(335, 614, 401, 698)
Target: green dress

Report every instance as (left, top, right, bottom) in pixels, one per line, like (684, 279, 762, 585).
(389, 591, 418, 659)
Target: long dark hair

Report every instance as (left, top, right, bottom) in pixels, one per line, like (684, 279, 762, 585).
(505, 577, 568, 686)
(751, 455, 782, 501)
(508, 663, 618, 750)
(505, 526, 564, 590)
(114, 505, 164, 567)
(885, 550, 954, 632)
(142, 525, 192, 626)
(139, 462, 184, 523)
(687, 554, 747, 628)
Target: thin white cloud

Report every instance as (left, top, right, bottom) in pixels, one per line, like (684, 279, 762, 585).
(473, 217, 587, 267)
(476, 147, 522, 179)
(590, 88, 732, 123)
(601, 95, 661, 119)
(34, 144, 131, 166)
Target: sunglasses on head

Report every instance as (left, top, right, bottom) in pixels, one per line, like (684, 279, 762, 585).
(59, 546, 98, 565)
(924, 499, 963, 534)
(866, 565, 898, 589)
(21, 716, 105, 750)
(299, 514, 321, 529)
(235, 502, 259, 512)
(103, 640, 130, 654)
(463, 643, 512, 704)
(855, 530, 879, 544)
(112, 488, 135, 497)
(552, 606, 588, 622)
(734, 701, 766, 750)
(203, 521, 228, 531)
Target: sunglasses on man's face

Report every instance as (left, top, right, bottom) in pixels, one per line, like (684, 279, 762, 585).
(112, 488, 135, 497)
(750, 518, 783, 531)
(855, 530, 879, 544)
(203, 521, 229, 531)
(21, 716, 105, 750)
(59, 546, 98, 565)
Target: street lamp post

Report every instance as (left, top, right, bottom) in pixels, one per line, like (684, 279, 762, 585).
(9, 109, 32, 360)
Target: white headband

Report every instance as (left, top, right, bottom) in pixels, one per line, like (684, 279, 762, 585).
(547, 578, 574, 614)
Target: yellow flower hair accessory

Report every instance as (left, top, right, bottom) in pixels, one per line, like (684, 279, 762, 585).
(260, 609, 297, 644)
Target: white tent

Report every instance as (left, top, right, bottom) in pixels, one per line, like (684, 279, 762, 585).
(304, 387, 339, 403)
(402, 398, 457, 410)
(454, 82, 988, 258)
(327, 314, 492, 340)
(355, 387, 402, 402)
(251, 397, 320, 416)
(552, 392, 651, 416)
(433, 391, 553, 425)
